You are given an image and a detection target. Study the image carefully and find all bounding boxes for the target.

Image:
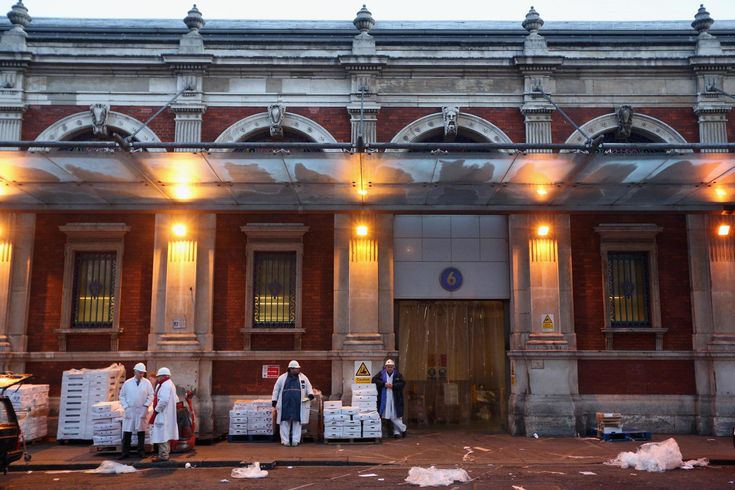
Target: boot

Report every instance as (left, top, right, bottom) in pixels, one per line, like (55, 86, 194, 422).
(119, 431, 132, 459)
(136, 431, 146, 457)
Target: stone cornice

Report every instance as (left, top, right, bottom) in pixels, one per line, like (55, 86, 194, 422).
(514, 55, 564, 73)
(0, 52, 32, 70)
(689, 55, 735, 71)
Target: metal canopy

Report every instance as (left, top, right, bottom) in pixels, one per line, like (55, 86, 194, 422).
(0, 150, 733, 211)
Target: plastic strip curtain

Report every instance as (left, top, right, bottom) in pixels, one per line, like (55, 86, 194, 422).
(398, 300, 506, 430)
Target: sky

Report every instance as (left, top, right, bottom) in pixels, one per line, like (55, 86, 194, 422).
(12, 0, 735, 22)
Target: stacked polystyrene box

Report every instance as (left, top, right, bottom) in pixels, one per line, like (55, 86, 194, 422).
(91, 401, 124, 446)
(323, 400, 380, 440)
(90, 400, 151, 448)
(9, 384, 49, 442)
(57, 363, 126, 440)
(228, 399, 275, 436)
(351, 383, 378, 412)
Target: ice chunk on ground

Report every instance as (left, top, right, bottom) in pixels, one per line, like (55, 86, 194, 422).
(231, 462, 268, 479)
(84, 460, 136, 474)
(405, 466, 471, 487)
(606, 438, 687, 472)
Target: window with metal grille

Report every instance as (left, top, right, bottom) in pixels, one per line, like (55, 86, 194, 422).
(253, 251, 296, 328)
(71, 252, 116, 328)
(607, 251, 650, 327)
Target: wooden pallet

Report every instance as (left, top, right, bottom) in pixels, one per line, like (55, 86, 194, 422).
(323, 437, 381, 445)
(89, 443, 153, 454)
(227, 434, 276, 443)
(597, 430, 652, 442)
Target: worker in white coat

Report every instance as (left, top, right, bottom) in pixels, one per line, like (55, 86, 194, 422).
(149, 367, 179, 461)
(118, 362, 154, 458)
(272, 360, 314, 446)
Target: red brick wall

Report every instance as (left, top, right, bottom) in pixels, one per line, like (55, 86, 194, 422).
(376, 108, 525, 143)
(211, 360, 332, 396)
(578, 359, 696, 395)
(552, 108, 699, 144)
(201, 107, 351, 143)
(22, 105, 175, 142)
(27, 213, 154, 352)
(212, 213, 334, 351)
(571, 213, 692, 351)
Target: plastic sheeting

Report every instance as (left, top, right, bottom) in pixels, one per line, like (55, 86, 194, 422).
(398, 301, 506, 428)
(605, 438, 709, 472)
(83, 461, 136, 474)
(405, 466, 471, 487)
(231, 462, 268, 479)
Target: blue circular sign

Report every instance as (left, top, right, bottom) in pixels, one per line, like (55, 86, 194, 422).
(439, 267, 463, 292)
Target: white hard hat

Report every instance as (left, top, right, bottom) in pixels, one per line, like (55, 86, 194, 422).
(288, 360, 300, 369)
(156, 367, 171, 376)
(133, 362, 147, 373)
(385, 359, 395, 366)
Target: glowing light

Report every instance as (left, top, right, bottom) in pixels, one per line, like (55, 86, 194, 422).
(715, 187, 728, 199)
(357, 188, 368, 196)
(536, 187, 548, 196)
(718, 224, 731, 236)
(171, 184, 193, 201)
(356, 224, 369, 237)
(172, 223, 188, 238)
(537, 225, 550, 237)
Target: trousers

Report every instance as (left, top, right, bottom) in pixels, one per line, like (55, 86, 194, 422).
(279, 420, 302, 446)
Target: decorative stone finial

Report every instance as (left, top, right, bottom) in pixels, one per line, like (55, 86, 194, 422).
(692, 4, 714, 35)
(522, 6, 543, 34)
(353, 5, 375, 34)
(7, 1, 31, 29)
(184, 4, 205, 32)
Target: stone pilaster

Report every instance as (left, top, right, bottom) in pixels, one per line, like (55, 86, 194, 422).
(508, 214, 577, 436)
(173, 104, 206, 150)
(521, 107, 553, 153)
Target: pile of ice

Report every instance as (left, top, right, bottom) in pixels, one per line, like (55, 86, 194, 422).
(405, 466, 471, 487)
(605, 438, 708, 472)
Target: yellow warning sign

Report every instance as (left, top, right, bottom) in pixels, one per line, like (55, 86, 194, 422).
(355, 362, 371, 377)
(542, 314, 554, 331)
(354, 360, 373, 384)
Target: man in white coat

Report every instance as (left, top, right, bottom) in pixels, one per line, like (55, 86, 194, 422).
(272, 360, 314, 446)
(118, 362, 154, 458)
(149, 367, 179, 462)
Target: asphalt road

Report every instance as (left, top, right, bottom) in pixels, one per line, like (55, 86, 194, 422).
(1, 462, 735, 489)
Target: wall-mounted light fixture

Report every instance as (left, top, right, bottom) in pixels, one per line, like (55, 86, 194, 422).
(172, 223, 188, 238)
(536, 186, 548, 197)
(356, 224, 369, 237)
(537, 224, 550, 237)
(171, 184, 193, 201)
(717, 223, 731, 236)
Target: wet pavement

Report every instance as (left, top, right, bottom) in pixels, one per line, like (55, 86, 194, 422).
(14, 429, 735, 469)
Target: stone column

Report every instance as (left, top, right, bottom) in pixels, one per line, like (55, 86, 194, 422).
(0, 214, 34, 374)
(332, 214, 394, 401)
(687, 214, 735, 435)
(507, 214, 577, 436)
(147, 213, 216, 438)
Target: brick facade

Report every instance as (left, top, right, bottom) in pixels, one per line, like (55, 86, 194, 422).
(212, 360, 332, 396)
(578, 359, 696, 395)
(212, 213, 334, 351)
(571, 213, 693, 352)
(27, 213, 154, 352)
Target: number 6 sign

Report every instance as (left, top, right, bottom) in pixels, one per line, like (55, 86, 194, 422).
(439, 267, 463, 292)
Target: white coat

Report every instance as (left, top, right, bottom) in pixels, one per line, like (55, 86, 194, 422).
(150, 378, 179, 444)
(119, 376, 154, 433)
(271, 372, 313, 424)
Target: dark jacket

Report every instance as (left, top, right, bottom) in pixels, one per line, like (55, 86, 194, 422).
(372, 369, 405, 418)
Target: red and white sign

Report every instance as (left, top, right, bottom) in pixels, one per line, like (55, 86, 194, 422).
(262, 364, 280, 379)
